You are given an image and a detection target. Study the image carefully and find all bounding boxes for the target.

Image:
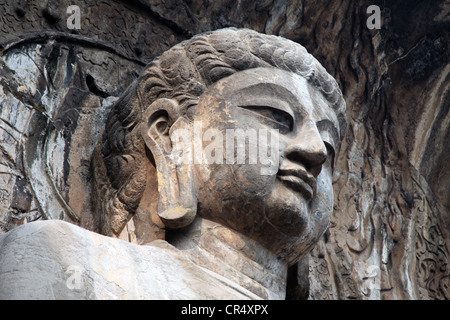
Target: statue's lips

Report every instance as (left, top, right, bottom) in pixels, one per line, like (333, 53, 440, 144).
(277, 168, 315, 199)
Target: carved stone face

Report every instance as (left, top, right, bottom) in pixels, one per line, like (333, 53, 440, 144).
(95, 29, 346, 265)
(191, 67, 340, 263)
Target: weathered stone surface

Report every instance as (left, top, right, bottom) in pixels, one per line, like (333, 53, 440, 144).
(1, 28, 346, 300)
(0, 220, 265, 299)
(0, 0, 448, 300)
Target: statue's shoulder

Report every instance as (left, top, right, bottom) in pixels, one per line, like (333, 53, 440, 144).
(0, 220, 178, 299)
(0, 220, 258, 299)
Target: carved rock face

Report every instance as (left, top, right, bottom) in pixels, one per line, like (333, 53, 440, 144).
(94, 28, 346, 265)
(192, 68, 338, 263)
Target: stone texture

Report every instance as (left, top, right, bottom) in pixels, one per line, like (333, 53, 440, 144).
(0, 0, 448, 300)
(0, 220, 264, 299)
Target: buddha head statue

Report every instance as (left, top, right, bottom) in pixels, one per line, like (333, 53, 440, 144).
(92, 28, 346, 266)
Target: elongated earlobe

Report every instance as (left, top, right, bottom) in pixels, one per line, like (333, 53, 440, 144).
(140, 98, 197, 229)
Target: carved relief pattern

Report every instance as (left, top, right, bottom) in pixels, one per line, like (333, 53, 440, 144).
(295, 1, 449, 300)
(307, 112, 449, 300)
(413, 175, 450, 300)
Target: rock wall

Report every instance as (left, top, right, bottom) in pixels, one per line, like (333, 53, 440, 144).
(0, 0, 448, 299)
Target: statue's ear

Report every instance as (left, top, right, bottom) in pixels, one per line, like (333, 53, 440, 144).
(140, 98, 197, 229)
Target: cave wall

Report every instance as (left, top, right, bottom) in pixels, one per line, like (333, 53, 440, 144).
(0, 0, 448, 299)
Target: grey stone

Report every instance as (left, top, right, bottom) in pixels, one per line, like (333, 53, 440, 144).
(0, 220, 263, 299)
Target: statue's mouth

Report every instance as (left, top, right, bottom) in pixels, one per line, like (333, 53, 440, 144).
(277, 167, 316, 199)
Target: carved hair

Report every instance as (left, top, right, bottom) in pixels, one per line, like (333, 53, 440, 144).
(93, 28, 347, 236)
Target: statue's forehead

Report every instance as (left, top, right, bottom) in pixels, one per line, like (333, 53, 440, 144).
(200, 67, 340, 136)
(203, 68, 327, 115)
(208, 67, 308, 96)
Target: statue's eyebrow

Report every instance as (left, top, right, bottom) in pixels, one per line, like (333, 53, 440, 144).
(230, 83, 298, 119)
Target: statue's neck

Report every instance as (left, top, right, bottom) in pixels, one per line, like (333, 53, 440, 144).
(166, 217, 288, 299)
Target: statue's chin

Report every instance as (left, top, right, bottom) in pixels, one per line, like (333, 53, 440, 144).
(195, 177, 331, 262)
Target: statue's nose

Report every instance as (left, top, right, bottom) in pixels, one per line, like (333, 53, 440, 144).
(285, 120, 327, 177)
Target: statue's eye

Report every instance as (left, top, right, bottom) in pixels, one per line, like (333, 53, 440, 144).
(240, 106, 294, 134)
